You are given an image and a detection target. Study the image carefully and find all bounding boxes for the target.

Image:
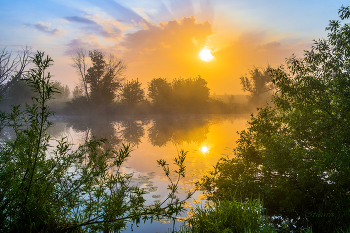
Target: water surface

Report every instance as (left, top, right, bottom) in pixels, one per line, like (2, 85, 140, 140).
(49, 114, 250, 232)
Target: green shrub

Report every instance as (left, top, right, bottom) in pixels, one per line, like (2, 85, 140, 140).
(178, 198, 276, 233)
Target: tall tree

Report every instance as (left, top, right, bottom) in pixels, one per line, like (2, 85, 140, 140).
(86, 50, 126, 104)
(240, 66, 273, 104)
(201, 6, 350, 232)
(70, 48, 90, 101)
(120, 79, 145, 107)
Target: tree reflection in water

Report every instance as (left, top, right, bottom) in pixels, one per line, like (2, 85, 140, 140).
(148, 115, 215, 147)
(120, 117, 149, 146)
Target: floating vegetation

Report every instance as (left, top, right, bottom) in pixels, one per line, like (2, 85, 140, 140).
(141, 188, 150, 194)
(147, 171, 156, 176)
(152, 195, 161, 198)
(159, 216, 172, 224)
(148, 187, 158, 192)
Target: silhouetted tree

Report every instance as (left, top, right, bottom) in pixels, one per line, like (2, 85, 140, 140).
(70, 48, 90, 101)
(120, 79, 145, 107)
(5, 79, 34, 105)
(148, 78, 173, 110)
(86, 50, 126, 104)
(240, 66, 274, 104)
(72, 85, 83, 99)
(0, 46, 30, 96)
(172, 76, 210, 111)
(52, 81, 70, 101)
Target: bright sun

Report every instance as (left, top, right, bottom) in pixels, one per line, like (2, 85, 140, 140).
(200, 146, 209, 154)
(199, 47, 214, 62)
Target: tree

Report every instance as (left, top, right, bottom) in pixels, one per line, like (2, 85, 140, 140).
(71, 48, 90, 101)
(172, 76, 210, 111)
(200, 6, 350, 232)
(52, 81, 70, 101)
(120, 79, 145, 107)
(72, 85, 84, 99)
(148, 77, 173, 109)
(86, 50, 126, 104)
(0, 46, 30, 96)
(240, 66, 273, 105)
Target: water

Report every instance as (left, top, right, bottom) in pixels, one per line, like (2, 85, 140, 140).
(48, 114, 251, 232)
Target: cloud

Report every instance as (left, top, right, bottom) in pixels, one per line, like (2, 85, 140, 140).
(65, 15, 122, 39)
(65, 38, 100, 55)
(121, 16, 213, 59)
(65, 16, 97, 25)
(34, 21, 65, 36)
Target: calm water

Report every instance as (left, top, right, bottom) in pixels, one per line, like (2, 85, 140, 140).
(48, 114, 250, 232)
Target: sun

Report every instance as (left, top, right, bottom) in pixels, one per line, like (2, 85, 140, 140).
(199, 47, 214, 62)
(200, 146, 209, 154)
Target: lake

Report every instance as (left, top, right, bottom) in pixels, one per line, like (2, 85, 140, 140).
(48, 114, 251, 232)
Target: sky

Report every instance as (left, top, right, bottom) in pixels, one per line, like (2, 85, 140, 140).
(0, 0, 347, 95)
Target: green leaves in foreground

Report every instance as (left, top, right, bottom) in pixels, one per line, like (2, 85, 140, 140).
(0, 51, 192, 233)
(178, 198, 276, 233)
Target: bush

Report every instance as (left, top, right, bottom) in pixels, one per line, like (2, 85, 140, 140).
(178, 198, 276, 233)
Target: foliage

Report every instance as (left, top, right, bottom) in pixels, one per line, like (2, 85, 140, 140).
(85, 50, 126, 104)
(147, 77, 173, 110)
(52, 80, 70, 101)
(120, 79, 145, 107)
(0, 51, 193, 232)
(4, 78, 34, 105)
(240, 66, 273, 105)
(172, 76, 210, 111)
(72, 85, 84, 99)
(199, 6, 350, 233)
(178, 198, 276, 233)
(147, 76, 210, 112)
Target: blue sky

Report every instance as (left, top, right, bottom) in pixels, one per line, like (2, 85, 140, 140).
(0, 0, 347, 94)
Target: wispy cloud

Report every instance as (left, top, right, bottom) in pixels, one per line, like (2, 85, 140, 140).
(33, 21, 66, 36)
(65, 38, 100, 55)
(64, 16, 97, 25)
(65, 15, 122, 39)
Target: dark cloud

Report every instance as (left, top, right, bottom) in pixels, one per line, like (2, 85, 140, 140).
(65, 16, 97, 25)
(34, 21, 65, 36)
